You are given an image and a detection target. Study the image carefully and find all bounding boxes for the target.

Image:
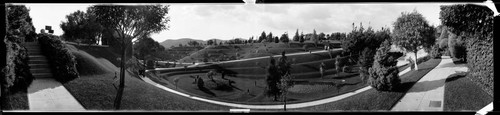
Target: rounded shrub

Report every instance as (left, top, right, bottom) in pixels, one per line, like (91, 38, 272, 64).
(368, 40, 400, 91)
(38, 34, 79, 83)
(429, 44, 442, 59)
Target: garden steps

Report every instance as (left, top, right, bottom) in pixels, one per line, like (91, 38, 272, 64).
(25, 41, 86, 111)
(25, 41, 53, 79)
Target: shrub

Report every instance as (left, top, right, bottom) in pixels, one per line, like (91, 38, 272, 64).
(38, 34, 79, 83)
(335, 55, 342, 73)
(440, 4, 493, 95)
(358, 47, 375, 82)
(342, 66, 349, 73)
(2, 37, 33, 94)
(416, 55, 431, 65)
(368, 40, 400, 91)
(429, 44, 442, 59)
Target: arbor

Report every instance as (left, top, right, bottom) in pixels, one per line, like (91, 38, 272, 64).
(392, 11, 436, 70)
(92, 5, 170, 109)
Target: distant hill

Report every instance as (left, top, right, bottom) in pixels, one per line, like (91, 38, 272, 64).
(160, 38, 228, 49)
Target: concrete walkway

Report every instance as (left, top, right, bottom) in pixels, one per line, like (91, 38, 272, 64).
(28, 78, 86, 111)
(391, 56, 469, 111)
(25, 41, 85, 111)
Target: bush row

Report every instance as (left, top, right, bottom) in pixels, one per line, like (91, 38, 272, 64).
(465, 35, 493, 95)
(440, 4, 493, 95)
(38, 34, 79, 83)
(1, 35, 33, 94)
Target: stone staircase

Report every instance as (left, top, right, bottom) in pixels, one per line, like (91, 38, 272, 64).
(25, 42, 53, 78)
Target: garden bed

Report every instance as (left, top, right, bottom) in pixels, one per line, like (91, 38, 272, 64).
(296, 58, 442, 111)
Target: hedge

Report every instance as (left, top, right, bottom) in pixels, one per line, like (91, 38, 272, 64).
(38, 34, 79, 83)
(2, 35, 33, 94)
(440, 4, 493, 95)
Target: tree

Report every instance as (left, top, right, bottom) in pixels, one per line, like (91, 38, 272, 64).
(368, 39, 400, 91)
(61, 9, 103, 44)
(267, 32, 273, 43)
(92, 5, 170, 109)
(265, 56, 280, 101)
(280, 32, 289, 44)
(188, 40, 200, 46)
(133, 36, 165, 63)
(392, 11, 436, 70)
(299, 32, 305, 43)
(207, 40, 214, 45)
(248, 36, 253, 43)
(312, 29, 318, 47)
(293, 29, 299, 42)
(276, 51, 292, 111)
(318, 32, 326, 41)
(259, 31, 266, 42)
(274, 36, 279, 43)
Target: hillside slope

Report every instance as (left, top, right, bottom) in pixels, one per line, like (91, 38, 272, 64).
(62, 44, 231, 110)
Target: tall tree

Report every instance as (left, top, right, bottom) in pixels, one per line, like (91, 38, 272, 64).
(92, 5, 170, 109)
(133, 36, 165, 61)
(292, 29, 299, 42)
(392, 10, 436, 70)
(312, 29, 318, 47)
(280, 32, 289, 43)
(299, 32, 305, 43)
(267, 32, 273, 43)
(259, 31, 266, 42)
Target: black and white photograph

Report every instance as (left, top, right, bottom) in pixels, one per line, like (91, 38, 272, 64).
(1, 1, 496, 113)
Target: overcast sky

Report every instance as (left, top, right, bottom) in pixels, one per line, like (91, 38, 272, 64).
(25, 3, 461, 42)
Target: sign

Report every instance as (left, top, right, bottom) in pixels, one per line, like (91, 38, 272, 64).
(45, 26, 52, 30)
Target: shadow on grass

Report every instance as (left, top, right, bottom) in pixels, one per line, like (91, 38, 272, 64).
(445, 72, 467, 83)
(199, 86, 216, 97)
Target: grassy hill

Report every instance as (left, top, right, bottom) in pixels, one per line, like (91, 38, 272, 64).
(178, 42, 333, 63)
(62, 44, 231, 110)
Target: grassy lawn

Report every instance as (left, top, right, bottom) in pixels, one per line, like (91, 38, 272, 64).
(444, 72, 492, 111)
(1, 89, 29, 110)
(63, 44, 232, 110)
(294, 58, 441, 111)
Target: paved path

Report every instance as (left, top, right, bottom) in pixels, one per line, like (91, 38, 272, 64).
(25, 42, 85, 111)
(391, 56, 469, 111)
(28, 78, 86, 111)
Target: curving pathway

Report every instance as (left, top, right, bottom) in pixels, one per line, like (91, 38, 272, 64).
(391, 56, 469, 111)
(141, 62, 412, 109)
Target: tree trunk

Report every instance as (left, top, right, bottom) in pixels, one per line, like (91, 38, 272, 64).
(413, 50, 419, 70)
(114, 41, 127, 110)
(283, 93, 287, 111)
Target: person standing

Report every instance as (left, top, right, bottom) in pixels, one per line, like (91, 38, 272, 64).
(320, 62, 325, 79)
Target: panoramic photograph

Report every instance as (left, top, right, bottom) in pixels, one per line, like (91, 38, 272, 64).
(1, 2, 495, 113)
